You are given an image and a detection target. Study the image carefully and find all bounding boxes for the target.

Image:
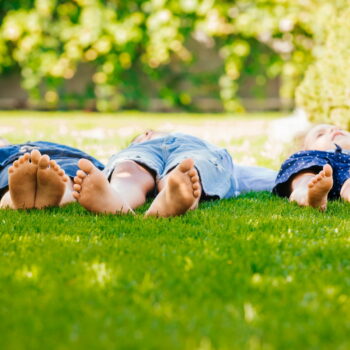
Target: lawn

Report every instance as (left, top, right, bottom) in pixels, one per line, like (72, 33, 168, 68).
(0, 111, 349, 350)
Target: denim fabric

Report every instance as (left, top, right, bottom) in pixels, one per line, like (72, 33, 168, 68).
(104, 133, 236, 199)
(234, 165, 277, 195)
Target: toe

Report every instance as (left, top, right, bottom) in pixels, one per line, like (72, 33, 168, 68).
(19, 153, 30, 163)
(188, 169, 196, 177)
(8, 166, 14, 174)
(31, 149, 41, 164)
(73, 184, 81, 192)
(74, 176, 82, 184)
(78, 159, 94, 173)
(194, 190, 200, 198)
(178, 158, 194, 173)
(58, 169, 64, 176)
(38, 155, 50, 169)
(193, 183, 200, 190)
(72, 191, 80, 200)
(63, 175, 68, 182)
(49, 160, 57, 167)
(13, 160, 19, 167)
(76, 170, 87, 179)
(324, 164, 332, 177)
(190, 175, 199, 183)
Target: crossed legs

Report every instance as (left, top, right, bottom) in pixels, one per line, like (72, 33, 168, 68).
(73, 158, 201, 217)
(0, 150, 75, 209)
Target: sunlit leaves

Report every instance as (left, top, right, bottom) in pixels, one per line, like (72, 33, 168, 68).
(0, 0, 347, 112)
(296, 6, 350, 128)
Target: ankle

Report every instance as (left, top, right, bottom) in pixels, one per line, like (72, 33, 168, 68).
(289, 187, 308, 206)
(0, 192, 14, 209)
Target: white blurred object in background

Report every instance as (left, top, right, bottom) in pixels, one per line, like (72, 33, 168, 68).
(269, 108, 310, 144)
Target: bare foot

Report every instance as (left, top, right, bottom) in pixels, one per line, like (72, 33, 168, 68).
(145, 158, 201, 218)
(306, 164, 333, 210)
(72, 159, 132, 214)
(8, 150, 41, 209)
(35, 154, 69, 209)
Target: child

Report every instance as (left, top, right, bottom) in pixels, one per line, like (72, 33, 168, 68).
(0, 140, 104, 209)
(73, 130, 277, 217)
(273, 124, 350, 210)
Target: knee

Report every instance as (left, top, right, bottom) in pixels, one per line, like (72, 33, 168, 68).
(111, 160, 155, 192)
(114, 160, 143, 174)
(112, 160, 154, 182)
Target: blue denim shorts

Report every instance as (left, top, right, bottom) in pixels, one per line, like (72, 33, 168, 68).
(0, 141, 105, 196)
(104, 133, 237, 199)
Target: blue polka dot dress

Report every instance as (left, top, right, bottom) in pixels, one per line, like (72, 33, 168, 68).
(273, 144, 350, 199)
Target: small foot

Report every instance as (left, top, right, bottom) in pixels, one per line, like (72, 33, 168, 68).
(307, 164, 333, 210)
(8, 150, 40, 209)
(73, 158, 132, 214)
(35, 154, 68, 208)
(145, 158, 201, 217)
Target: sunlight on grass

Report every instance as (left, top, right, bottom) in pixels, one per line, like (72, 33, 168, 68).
(88, 262, 113, 287)
(0, 110, 283, 167)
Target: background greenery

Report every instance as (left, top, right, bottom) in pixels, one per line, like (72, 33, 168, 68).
(0, 0, 348, 115)
(296, 6, 350, 129)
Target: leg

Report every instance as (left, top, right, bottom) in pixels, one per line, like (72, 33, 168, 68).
(145, 158, 201, 217)
(73, 159, 155, 214)
(59, 178, 76, 207)
(110, 160, 156, 208)
(340, 178, 350, 202)
(0, 191, 14, 209)
(289, 164, 333, 210)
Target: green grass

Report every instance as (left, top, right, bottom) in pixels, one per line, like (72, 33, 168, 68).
(0, 112, 349, 350)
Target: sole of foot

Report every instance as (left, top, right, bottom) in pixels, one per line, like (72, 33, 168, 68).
(8, 149, 41, 209)
(145, 158, 201, 218)
(72, 158, 132, 214)
(307, 164, 333, 210)
(35, 154, 68, 209)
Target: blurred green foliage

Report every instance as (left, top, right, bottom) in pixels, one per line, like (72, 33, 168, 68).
(296, 5, 350, 128)
(0, 0, 346, 112)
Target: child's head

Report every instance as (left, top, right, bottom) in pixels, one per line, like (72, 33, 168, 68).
(303, 124, 350, 151)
